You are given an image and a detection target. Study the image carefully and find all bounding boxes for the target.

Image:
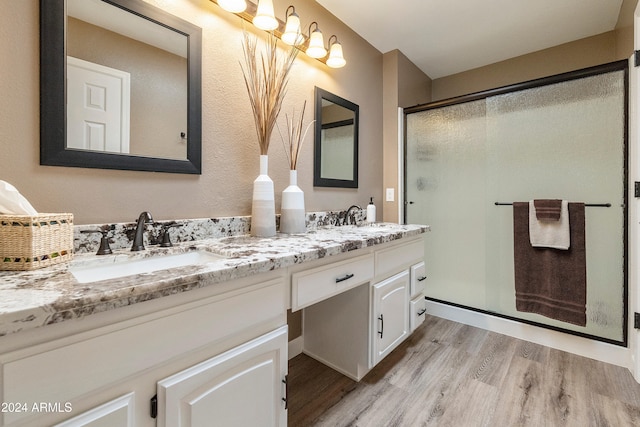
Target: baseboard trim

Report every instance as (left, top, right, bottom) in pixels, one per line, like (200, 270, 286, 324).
(288, 336, 303, 360)
(426, 300, 632, 370)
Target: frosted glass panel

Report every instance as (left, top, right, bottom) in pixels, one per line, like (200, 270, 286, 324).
(406, 101, 488, 309)
(406, 69, 626, 342)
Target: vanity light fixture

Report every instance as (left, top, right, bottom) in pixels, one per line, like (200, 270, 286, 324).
(281, 6, 304, 46)
(253, 0, 278, 30)
(209, 0, 346, 68)
(218, 0, 247, 13)
(306, 22, 327, 59)
(326, 35, 346, 68)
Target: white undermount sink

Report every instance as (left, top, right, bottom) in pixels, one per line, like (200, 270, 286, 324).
(70, 250, 226, 283)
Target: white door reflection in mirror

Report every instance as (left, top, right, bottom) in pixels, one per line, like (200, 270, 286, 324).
(66, 0, 188, 161)
(67, 56, 131, 154)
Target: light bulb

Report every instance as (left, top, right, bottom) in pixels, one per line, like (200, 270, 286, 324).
(253, 0, 278, 31)
(282, 11, 303, 45)
(306, 26, 326, 59)
(218, 0, 247, 13)
(326, 41, 346, 68)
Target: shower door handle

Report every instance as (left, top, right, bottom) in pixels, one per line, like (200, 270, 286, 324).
(405, 201, 414, 205)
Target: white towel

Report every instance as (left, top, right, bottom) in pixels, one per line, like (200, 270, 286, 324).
(528, 200, 570, 250)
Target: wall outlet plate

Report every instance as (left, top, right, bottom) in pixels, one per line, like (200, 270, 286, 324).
(386, 188, 394, 202)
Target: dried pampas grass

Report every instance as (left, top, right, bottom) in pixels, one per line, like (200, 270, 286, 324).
(240, 31, 298, 155)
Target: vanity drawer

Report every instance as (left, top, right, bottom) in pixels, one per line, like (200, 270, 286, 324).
(375, 237, 424, 279)
(410, 295, 427, 332)
(410, 261, 427, 298)
(292, 254, 374, 310)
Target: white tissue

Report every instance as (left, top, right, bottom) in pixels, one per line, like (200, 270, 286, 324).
(0, 180, 38, 216)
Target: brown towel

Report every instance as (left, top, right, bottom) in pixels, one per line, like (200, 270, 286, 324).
(513, 202, 586, 326)
(534, 199, 562, 221)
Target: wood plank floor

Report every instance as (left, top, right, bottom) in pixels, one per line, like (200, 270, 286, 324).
(288, 315, 640, 426)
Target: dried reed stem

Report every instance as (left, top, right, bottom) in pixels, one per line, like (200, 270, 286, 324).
(277, 100, 315, 170)
(240, 31, 298, 155)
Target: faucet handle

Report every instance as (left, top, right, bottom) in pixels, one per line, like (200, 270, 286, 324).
(160, 223, 180, 248)
(81, 229, 113, 255)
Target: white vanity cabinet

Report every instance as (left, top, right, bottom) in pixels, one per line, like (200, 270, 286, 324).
(297, 235, 426, 381)
(157, 326, 288, 427)
(0, 274, 287, 427)
(0, 225, 427, 426)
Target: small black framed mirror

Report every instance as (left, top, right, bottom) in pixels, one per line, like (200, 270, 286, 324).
(314, 87, 359, 188)
(40, 0, 202, 174)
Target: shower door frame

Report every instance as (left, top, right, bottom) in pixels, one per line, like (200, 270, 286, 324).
(403, 60, 629, 347)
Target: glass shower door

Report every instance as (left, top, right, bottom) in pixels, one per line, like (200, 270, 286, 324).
(405, 66, 627, 342)
(405, 100, 488, 310)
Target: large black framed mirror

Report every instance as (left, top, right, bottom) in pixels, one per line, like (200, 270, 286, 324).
(314, 87, 359, 188)
(40, 0, 202, 174)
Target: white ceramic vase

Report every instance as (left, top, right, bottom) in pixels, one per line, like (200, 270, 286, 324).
(280, 169, 306, 234)
(251, 155, 276, 237)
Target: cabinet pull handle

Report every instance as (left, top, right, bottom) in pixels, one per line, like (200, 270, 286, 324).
(417, 308, 427, 316)
(417, 276, 427, 282)
(282, 375, 288, 409)
(378, 314, 384, 338)
(336, 273, 354, 283)
(149, 394, 158, 419)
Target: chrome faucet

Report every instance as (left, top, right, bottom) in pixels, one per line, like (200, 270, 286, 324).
(343, 205, 362, 226)
(131, 211, 153, 251)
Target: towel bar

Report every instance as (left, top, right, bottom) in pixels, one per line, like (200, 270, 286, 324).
(494, 202, 611, 207)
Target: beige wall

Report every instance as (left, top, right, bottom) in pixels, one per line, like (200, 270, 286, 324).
(0, 0, 383, 224)
(431, 0, 637, 101)
(431, 29, 632, 102)
(382, 50, 432, 223)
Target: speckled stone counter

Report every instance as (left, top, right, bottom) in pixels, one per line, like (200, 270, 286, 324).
(0, 223, 428, 337)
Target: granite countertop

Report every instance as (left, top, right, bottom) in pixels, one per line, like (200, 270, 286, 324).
(0, 223, 429, 337)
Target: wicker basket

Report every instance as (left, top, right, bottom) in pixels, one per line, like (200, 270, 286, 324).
(0, 213, 74, 271)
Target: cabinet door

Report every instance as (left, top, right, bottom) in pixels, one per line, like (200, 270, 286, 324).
(157, 326, 288, 427)
(53, 393, 135, 427)
(371, 271, 410, 366)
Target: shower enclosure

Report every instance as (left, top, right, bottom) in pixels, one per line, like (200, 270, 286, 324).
(404, 61, 628, 344)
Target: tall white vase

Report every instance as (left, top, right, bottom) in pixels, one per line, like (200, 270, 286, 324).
(280, 169, 306, 234)
(251, 155, 276, 237)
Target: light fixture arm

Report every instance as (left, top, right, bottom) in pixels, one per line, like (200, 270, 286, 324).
(307, 21, 320, 37)
(327, 34, 338, 49)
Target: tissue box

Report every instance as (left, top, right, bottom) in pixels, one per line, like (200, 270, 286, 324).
(0, 213, 74, 271)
